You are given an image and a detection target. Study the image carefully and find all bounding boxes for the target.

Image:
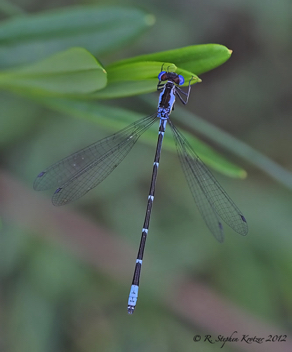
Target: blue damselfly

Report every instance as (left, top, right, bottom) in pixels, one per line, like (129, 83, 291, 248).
(34, 69, 248, 314)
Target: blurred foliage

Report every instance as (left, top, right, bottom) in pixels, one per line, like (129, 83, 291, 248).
(0, 5, 248, 176)
(0, 47, 107, 95)
(0, 5, 155, 67)
(1, 1, 292, 352)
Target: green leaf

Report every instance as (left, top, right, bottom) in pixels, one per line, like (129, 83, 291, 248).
(107, 44, 232, 75)
(0, 48, 106, 96)
(0, 6, 155, 68)
(93, 61, 200, 99)
(91, 44, 230, 99)
(33, 96, 246, 178)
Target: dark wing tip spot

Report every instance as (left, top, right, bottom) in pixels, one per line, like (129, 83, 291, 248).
(240, 215, 248, 236)
(33, 172, 46, 190)
(240, 215, 247, 223)
(37, 171, 46, 177)
(54, 187, 62, 194)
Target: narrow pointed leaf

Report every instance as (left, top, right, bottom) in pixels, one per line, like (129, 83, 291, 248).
(107, 44, 232, 76)
(92, 44, 230, 99)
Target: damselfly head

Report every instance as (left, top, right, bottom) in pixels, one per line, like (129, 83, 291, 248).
(158, 71, 185, 86)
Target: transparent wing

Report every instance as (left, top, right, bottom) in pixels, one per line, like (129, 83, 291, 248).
(34, 114, 157, 206)
(169, 120, 248, 241)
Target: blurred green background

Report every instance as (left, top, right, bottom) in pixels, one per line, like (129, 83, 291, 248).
(1, 0, 292, 351)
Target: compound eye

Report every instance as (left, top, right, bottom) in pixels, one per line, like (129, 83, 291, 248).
(158, 71, 167, 81)
(178, 75, 185, 85)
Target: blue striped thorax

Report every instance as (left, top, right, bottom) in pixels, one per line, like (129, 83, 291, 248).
(157, 82, 176, 119)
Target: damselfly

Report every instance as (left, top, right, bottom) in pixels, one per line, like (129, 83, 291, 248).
(34, 69, 248, 314)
